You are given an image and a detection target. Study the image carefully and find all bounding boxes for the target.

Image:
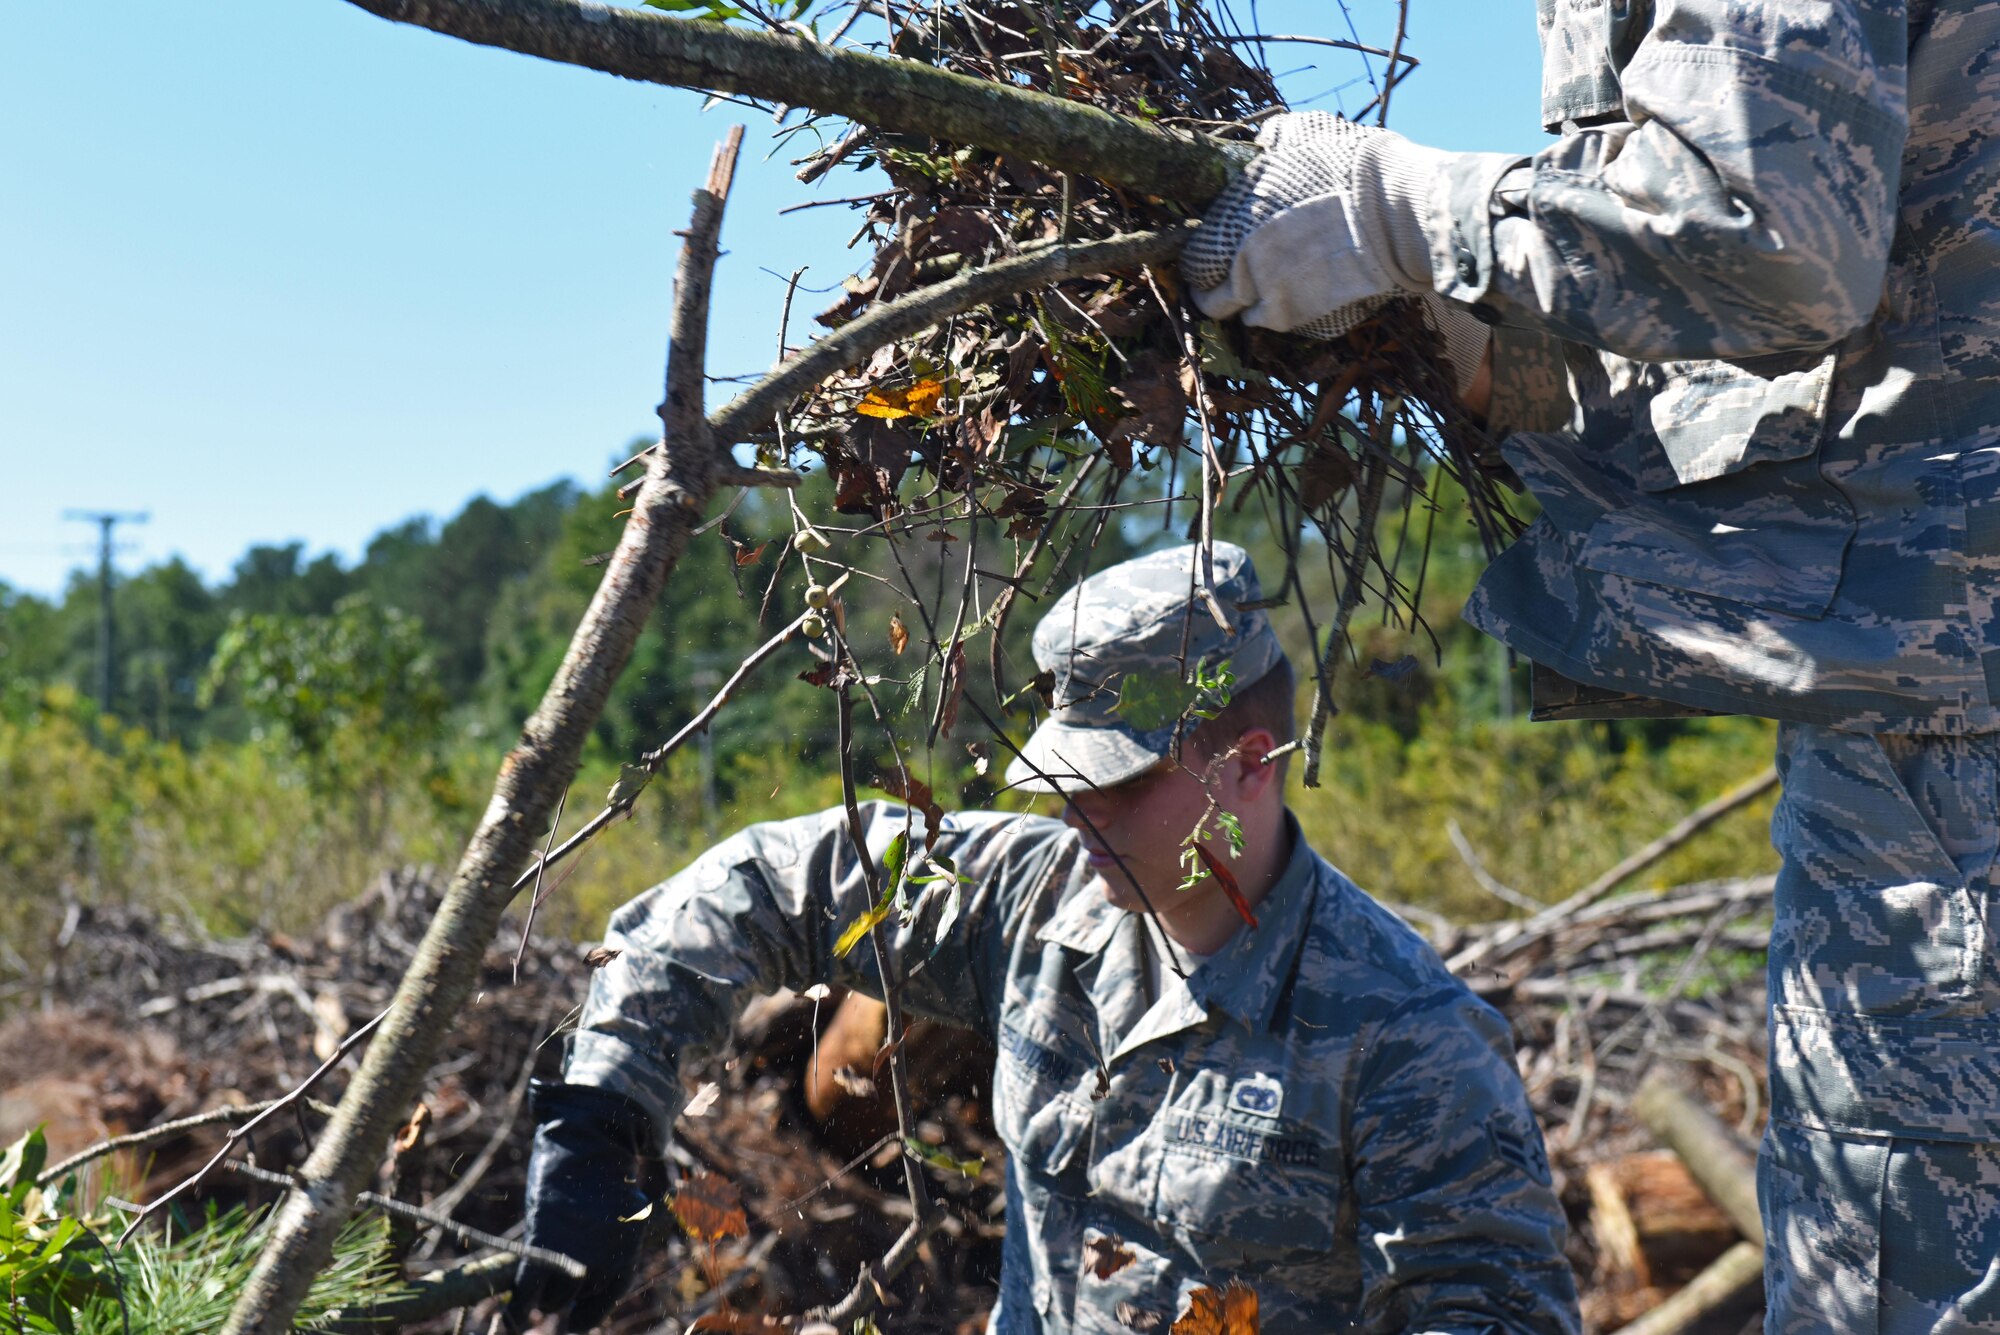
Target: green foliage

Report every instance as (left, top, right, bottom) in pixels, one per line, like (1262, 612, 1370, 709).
(202, 593, 446, 788)
(0, 1126, 407, 1334)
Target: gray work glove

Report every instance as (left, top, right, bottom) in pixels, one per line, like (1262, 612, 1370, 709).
(1183, 111, 1450, 339)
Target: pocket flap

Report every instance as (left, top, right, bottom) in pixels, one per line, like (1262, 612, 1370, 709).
(1642, 350, 1836, 489)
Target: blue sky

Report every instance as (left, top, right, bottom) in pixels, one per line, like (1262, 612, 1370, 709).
(0, 1, 1541, 599)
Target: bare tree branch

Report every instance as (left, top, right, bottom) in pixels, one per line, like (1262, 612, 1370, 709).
(220, 129, 749, 1335)
(339, 0, 1236, 203)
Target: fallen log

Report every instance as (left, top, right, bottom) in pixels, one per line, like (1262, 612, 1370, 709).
(1632, 1073, 1763, 1246)
(1610, 1241, 1763, 1335)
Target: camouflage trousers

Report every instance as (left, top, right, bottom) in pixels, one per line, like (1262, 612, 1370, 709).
(1764, 724, 2000, 1333)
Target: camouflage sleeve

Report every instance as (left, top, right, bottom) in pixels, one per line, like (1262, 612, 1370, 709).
(1349, 988, 1580, 1335)
(563, 801, 1064, 1153)
(1436, 0, 1908, 361)
(1485, 322, 1574, 439)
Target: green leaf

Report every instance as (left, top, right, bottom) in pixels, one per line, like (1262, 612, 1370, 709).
(881, 830, 909, 890)
(0, 1127, 47, 1191)
(1114, 668, 1189, 733)
(930, 884, 963, 957)
(904, 1137, 984, 1179)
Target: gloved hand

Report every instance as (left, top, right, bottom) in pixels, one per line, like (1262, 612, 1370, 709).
(505, 1080, 655, 1334)
(1182, 111, 1451, 338)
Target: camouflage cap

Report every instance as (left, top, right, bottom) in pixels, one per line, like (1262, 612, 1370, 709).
(1006, 542, 1285, 795)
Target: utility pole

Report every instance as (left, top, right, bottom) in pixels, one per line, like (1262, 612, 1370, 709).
(63, 509, 148, 725)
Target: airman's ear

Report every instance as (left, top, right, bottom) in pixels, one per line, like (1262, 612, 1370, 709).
(1231, 727, 1281, 799)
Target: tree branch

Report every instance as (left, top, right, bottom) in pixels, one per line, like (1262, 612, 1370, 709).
(340, 0, 1236, 203)
(220, 129, 749, 1335)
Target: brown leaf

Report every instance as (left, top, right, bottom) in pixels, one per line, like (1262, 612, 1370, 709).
(831, 1066, 877, 1098)
(1084, 1234, 1137, 1280)
(825, 419, 915, 516)
(584, 946, 623, 970)
(940, 642, 967, 736)
(1171, 1282, 1259, 1335)
(1193, 843, 1258, 930)
(393, 1101, 431, 1156)
(1102, 354, 1190, 452)
(888, 612, 910, 656)
(671, 1170, 749, 1242)
(1297, 444, 1356, 512)
(689, 1314, 791, 1334)
(798, 661, 857, 691)
(733, 540, 769, 568)
(1030, 669, 1056, 709)
(872, 767, 944, 845)
(1118, 1303, 1165, 1333)
(872, 1035, 905, 1082)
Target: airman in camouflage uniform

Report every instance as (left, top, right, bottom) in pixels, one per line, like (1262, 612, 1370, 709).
(1186, 1, 2000, 1329)
(538, 543, 1578, 1334)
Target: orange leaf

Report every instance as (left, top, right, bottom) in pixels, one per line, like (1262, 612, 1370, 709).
(671, 1170, 749, 1242)
(888, 612, 910, 656)
(734, 540, 769, 568)
(393, 1101, 431, 1155)
(1083, 1234, 1136, 1280)
(1171, 1282, 1259, 1335)
(1194, 843, 1258, 930)
(855, 378, 945, 420)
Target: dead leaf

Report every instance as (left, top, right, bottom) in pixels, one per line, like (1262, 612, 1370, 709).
(1365, 654, 1419, 683)
(684, 1082, 722, 1117)
(1118, 1303, 1165, 1332)
(733, 540, 769, 568)
(689, 1314, 791, 1334)
(872, 767, 944, 845)
(1194, 843, 1259, 931)
(671, 1171, 749, 1242)
(831, 1066, 877, 1098)
(940, 642, 967, 736)
(1297, 444, 1356, 512)
(926, 528, 960, 543)
(1171, 1282, 1259, 1335)
(967, 741, 992, 777)
(584, 946, 623, 969)
(798, 661, 857, 691)
(872, 1035, 906, 1082)
(1084, 1234, 1137, 1280)
(888, 612, 910, 656)
(393, 1101, 431, 1155)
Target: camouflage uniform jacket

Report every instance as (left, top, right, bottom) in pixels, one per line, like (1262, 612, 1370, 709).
(566, 803, 1578, 1335)
(1438, 0, 2000, 733)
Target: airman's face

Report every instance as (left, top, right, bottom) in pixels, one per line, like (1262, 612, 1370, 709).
(1059, 741, 1220, 915)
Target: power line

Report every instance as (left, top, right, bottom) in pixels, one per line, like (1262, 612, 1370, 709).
(62, 509, 148, 726)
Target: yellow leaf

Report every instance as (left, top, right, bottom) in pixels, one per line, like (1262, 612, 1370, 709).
(854, 379, 945, 420)
(834, 900, 893, 958)
(888, 612, 909, 656)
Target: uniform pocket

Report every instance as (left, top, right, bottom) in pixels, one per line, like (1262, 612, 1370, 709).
(1577, 349, 1854, 616)
(1761, 1119, 1887, 1335)
(1771, 727, 1984, 1018)
(1154, 1126, 1340, 1265)
(993, 1019, 1093, 1182)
